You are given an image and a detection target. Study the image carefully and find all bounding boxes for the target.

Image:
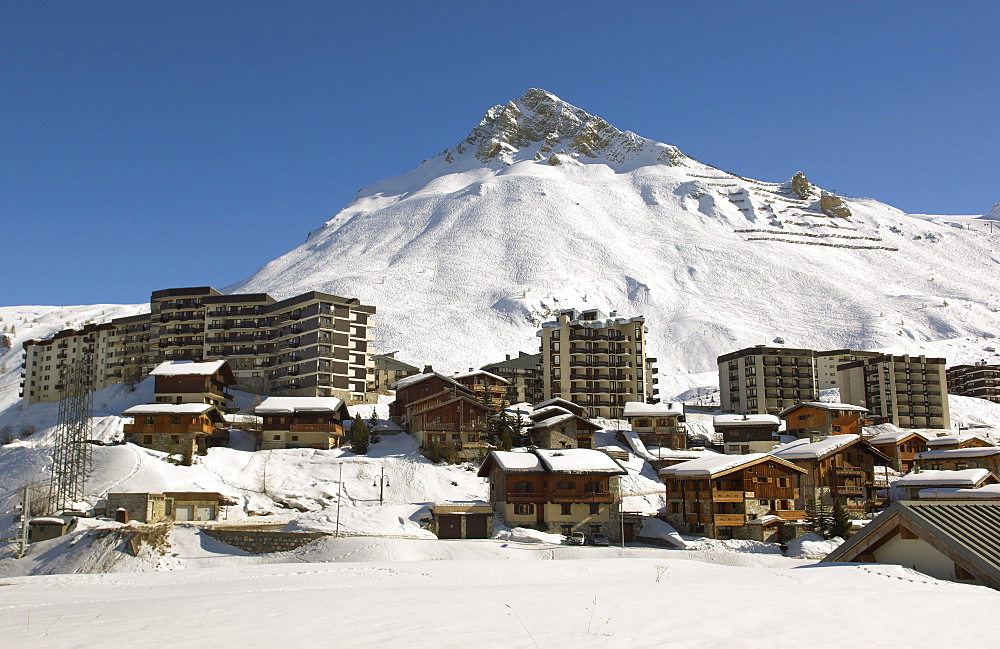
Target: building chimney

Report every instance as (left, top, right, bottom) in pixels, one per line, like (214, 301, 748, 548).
(423, 365, 433, 374)
(506, 354, 511, 361)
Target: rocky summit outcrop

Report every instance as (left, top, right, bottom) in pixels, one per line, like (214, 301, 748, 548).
(447, 88, 685, 169)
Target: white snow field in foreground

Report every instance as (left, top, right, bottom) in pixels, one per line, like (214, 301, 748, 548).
(1, 546, 997, 649)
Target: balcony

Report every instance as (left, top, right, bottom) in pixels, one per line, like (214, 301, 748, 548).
(713, 514, 746, 526)
(551, 491, 614, 504)
(831, 485, 864, 496)
(289, 423, 342, 433)
(831, 466, 863, 477)
(711, 490, 747, 502)
(506, 492, 545, 502)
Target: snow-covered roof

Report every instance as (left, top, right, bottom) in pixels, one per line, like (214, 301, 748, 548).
(659, 453, 804, 478)
(917, 485, 1000, 500)
(149, 360, 228, 376)
(748, 514, 783, 525)
(453, 370, 510, 384)
(713, 414, 781, 426)
(925, 433, 994, 448)
(866, 425, 933, 444)
(536, 449, 626, 474)
(254, 396, 345, 413)
(123, 403, 215, 415)
(533, 398, 584, 415)
(529, 405, 573, 421)
(772, 434, 859, 460)
(916, 447, 1000, 460)
(484, 451, 544, 473)
(778, 401, 868, 416)
(30, 516, 71, 525)
(530, 413, 598, 431)
(392, 371, 464, 391)
(622, 401, 684, 418)
(896, 469, 991, 488)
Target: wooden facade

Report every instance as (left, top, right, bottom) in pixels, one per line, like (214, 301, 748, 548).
(151, 360, 236, 408)
(392, 373, 490, 460)
(780, 403, 866, 438)
(869, 433, 929, 473)
(777, 438, 891, 512)
(123, 409, 227, 456)
(661, 456, 806, 542)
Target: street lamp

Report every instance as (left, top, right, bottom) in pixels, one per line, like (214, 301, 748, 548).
(373, 466, 390, 505)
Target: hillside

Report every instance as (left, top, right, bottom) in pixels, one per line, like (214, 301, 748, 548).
(227, 88, 1000, 396)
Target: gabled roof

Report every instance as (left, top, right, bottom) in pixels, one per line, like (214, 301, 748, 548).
(477, 451, 544, 475)
(866, 424, 933, 445)
(658, 453, 805, 478)
(713, 414, 781, 427)
(409, 394, 488, 418)
(124, 403, 216, 415)
(529, 405, 573, 422)
(255, 396, 346, 413)
(896, 469, 992, 488)
(822, 501, 1000, 590)
(150, 360, 229, 377)
(918, 484, 1000, 500)
(622, 401, 684, 418)
(453, 370, 510, 385)
(925, 433, 994, 448)
(392, 370, 468, 392)
(530, 413, 601, 432)
(533, 398, 585, 416)
(477, 448, 626, 477)
(771, 434, 889, 462)
(778, 401, 868, 417)
(917, 446, 1000, 460)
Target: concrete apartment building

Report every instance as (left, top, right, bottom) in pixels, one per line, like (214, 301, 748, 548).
(481, 351, 544, 404)
(815, 349, 881, 390)
(371, 352, 420, 392)
(947, 362, 1000, 404)
(838, 354, 950, 429)
(20, 286, 376, 406)
(538, 309, 657, 420)
(718, 346, 819, 415)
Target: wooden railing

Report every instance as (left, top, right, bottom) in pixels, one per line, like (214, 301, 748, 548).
(289, 423, 343, 434)
(714, 514, 746, 526)
(551, 492, 614, 504)
(711, 490, 746, 502)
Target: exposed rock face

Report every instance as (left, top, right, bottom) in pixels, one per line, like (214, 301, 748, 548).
(821, 192, 852, 219)
(449, 88, 686, 168)
(790, 171, 811, 200)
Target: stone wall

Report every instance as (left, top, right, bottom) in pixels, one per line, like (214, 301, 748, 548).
(202, 528, 327, 554)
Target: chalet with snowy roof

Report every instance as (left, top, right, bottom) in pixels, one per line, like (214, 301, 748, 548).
(481, 351, 543, 404)
(779, 402, 868, 439)
(822, 501, 1000, 591)
(659, 453, 807, 542)
(772, 434, 891, 512)
(915, 446, 1000, 476)
(623, 401, 686, 449)
(923, 432, 994, 451)
(453, 370, 510, 410)
(478, 448, 627, 541)
(391, 369, 490, 460)
(527, 399, 598, 449)
(254, 396, 351, 450)
(149, 360, 236, 409)
(713, 414, 781, 455)
(865, 425, 931, 473)
(123, 403, 228, 456)
(895, 469, 999, 500)
(533, 397, 586, 417)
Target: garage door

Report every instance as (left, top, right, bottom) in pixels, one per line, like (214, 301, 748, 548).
(465, 514, 489, 539)
(174, 505, 194, 522)
(437, 515, 461, 539)
(195, 505, 216, 521)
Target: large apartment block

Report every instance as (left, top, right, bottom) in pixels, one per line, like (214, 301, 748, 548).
(838, 354, 950, 429)
(20, 286, 376, 406)
(718, 346, 819, 415)
(481, 351, 544, 404)
(538, 309, 657, 419)
(947, 362, 1000, 404)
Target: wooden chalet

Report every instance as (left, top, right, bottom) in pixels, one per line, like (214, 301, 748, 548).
(714, 414, 781, 455)
(453, 370, 510, 411)
(894, 469, 999, 500)
(822, 501, 1000, 591)
(254, 396, 351, 450)
(123, 403, 228, 456)
(866, 426, 930, 473)
(772, 434, 891, 512)
(779, 402, 868, 439)
(391, 370, 490, 460)
(659, 453, 807, 542)
(915, 446, 1000, 475)
(923, 432, 994, 451)
(528, 401, 598, 449)
(149, 360, 236, 408)
(478, 448, 626, 540)
(622, 401, 686, 449)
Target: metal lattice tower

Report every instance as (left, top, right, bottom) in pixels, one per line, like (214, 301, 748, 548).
(47, 354, 95, 512)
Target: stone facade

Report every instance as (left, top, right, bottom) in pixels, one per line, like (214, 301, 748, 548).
(202, 529, 326, 554)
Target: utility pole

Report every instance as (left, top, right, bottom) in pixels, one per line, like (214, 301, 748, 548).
(16, 486, 31, 558)
(373, 466, 390, 505)
(335, 463, 342, 538)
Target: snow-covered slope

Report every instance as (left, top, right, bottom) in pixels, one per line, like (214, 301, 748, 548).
(228, 88, 1000, 396)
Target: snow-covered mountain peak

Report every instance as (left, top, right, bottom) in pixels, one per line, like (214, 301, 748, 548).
(446, 88, 686, 170)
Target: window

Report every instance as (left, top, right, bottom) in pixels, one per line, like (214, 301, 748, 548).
(778, 478, 789, 488)
(560, 503, 572, 515)
(452, 433, 461, 440)
(290, 435, 298, 442)
(170, 435, 180, 445)
(171, 416, 182, 425)
(561, 524, 573, 535)
(514, 481, 533, 493)
(142, 435, 153, 445)
(513, 503, 534, 515)
(273, 435, 280, 440)
(584, 481, 600, 493)
(145, 416, 155, 425)
(670, 502, 681, 514)
(589, 503, 600, 515)
(756, 477, 769, 483)
(635, 418, 649, 427)
(556, 481, 574, 490)
(467, 434, 477, 442)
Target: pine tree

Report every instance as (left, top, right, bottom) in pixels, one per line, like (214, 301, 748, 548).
(368, 406, 380, 445)
(351, 414, 369, 455)
(830, 499, 853, 539)
(500, 427, 513, 451)
(805, 498, 833, 538)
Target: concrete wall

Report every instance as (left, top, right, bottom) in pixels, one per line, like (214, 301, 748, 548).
(202, 529, 326, 554)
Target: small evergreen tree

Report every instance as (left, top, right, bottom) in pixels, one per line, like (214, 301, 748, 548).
(830, 499, 853, 539)
(805, 498, 833, 538)
(500, 427, 513, 452)
(351, 414, 369, 455)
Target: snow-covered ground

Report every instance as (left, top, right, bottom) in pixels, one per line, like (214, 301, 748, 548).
(1, 537, 998, 648)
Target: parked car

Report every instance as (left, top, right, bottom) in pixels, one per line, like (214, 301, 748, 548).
(591, 533, 610, 546)
(568, 531, 586, 545)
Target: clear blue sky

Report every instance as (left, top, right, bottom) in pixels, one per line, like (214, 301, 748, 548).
(4, 1, 997, 306)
